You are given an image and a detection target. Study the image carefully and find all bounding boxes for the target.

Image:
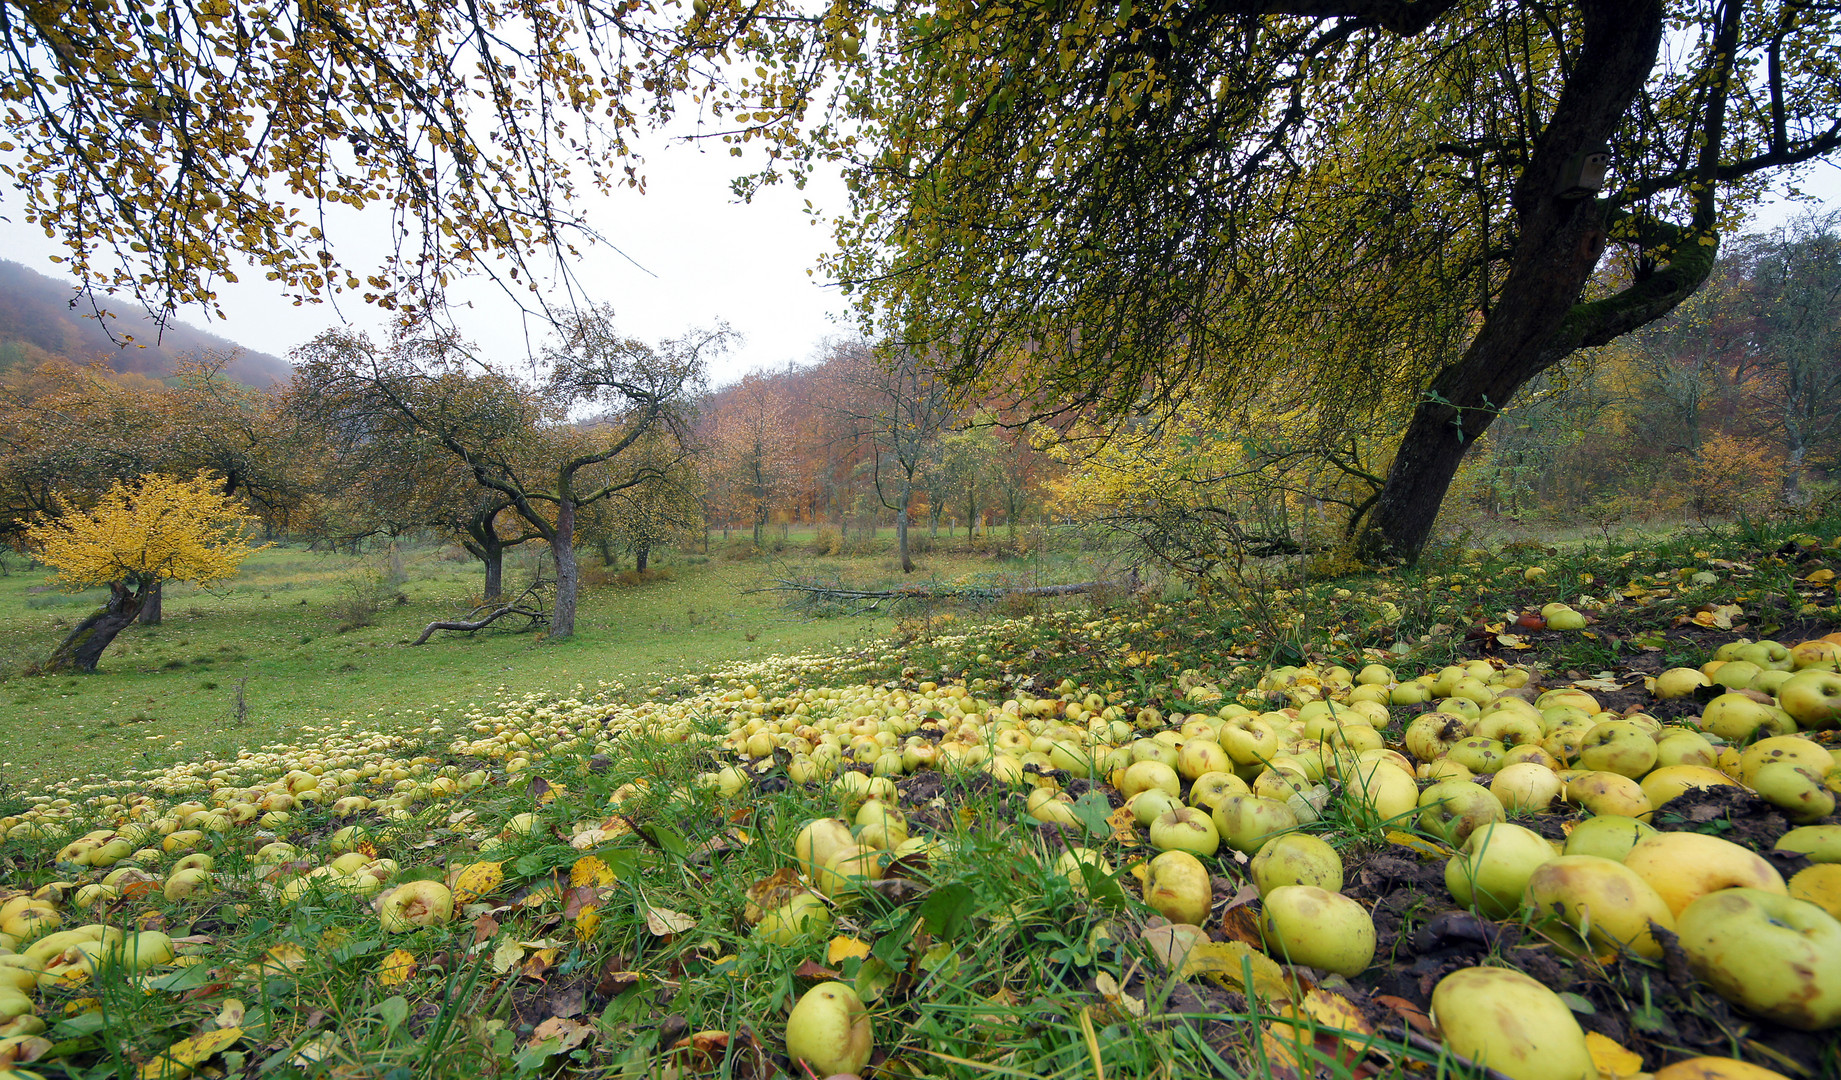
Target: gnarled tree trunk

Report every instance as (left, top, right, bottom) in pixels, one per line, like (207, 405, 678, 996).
(137, 579, 163, 625)
(45, 580, 150, 673)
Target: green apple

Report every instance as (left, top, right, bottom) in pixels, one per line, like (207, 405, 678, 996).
(1249, 833, 1343, 895)
(1734, 640, 1794, 671)
(1144, 850, 1213, 926)
(1654, 730, 1718, 769)
(756, 892, 832, 946)
(1344, 761, 1419, 829)
(1431, 966, 1594, 1080)
(1751, 762, 1836, 823)
(1621, 831, 1786, 915)
(1186, 771, 1251, 811)
(1777, 824, 1841, 863)
(795, 818, 856, 879)
(1577, 721, 1658, 779)
(1545, 607, 1587, 631)
(1176, 737, 1233, 781)
(1148, 806, 1221, 857)
(1774, 669, 1841, 729)
(1445, 822, 1556, 919)
(1211, 795, 1298, 855)
(1676, 889, 1841, 1031)
(1417, 781, 1506, 847)
(1127, 788, 1183, 827)
(1055, 847, 1112, 896)
(1447, 737, 1507, 775)
(785, 982, 874, 1076)
(1119, 760, 1182, 799)
(1524, 855, 1674, 958)
(1699, 693, 1785, 741)
(1259, 885, 1374, 976)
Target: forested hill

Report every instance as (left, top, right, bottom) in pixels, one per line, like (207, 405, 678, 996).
(0, 259, 289, 386)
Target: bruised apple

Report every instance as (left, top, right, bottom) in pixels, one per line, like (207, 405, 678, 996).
(1259, 885, 1374, 977)
(1249, 833, 1343, 895)
(1431, 966, 1594, 1080)
(380, 881, 454, 932)
(1622, 832, 1786, 915)
(1676, 888, 1841, 1031)
(1524, 855, 1674, 958)
(1144, 850, 1213, 926)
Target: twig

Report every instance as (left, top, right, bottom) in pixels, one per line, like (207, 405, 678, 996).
(412, 579, 551, 645)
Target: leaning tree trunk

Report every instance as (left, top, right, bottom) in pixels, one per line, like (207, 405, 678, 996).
(137, 580, 163, 625)
(1358, 0, 1712, 564)
(548, 500, 579, 641)
(45, 581, 147, 673)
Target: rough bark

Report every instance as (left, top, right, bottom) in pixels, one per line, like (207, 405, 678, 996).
(1359, 0, 1684, 563)
(549, 499, 579, 640)
(137, 579, 162, 625)
(635, 543, 651, 572)
(45, 580, 147, 673)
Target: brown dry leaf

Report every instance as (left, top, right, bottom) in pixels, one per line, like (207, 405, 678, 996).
(743, 868, 806, 924)
(645, 905, 696, 935)
(1585, 1032, 1643, 1079)
(1373, 994, 1434, 1037)
(827, 936, 872, 965)
(688, 827, 753, 861)
(139, 1027, 242, 1079)
(528, 1015, 595, 1054)
(522, 948, 560, 980)
(473, 912, 501, 944)
(1142, 923, 1208, 972)
(377, 949, 417, 987)
(794, 959, 841, 981)
(0, 1036, 52, 1067)
(1179, 941, 1295, 1003)
(1218, 904, 1265, 948)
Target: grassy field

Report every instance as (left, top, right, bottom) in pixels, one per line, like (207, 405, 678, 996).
(1, 515, 1837, 1080)
(0, 534, 1111, 790)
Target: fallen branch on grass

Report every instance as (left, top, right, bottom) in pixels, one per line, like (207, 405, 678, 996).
(412, 579, 551, 645)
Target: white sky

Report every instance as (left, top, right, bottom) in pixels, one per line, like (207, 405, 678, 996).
(2, 135, 1837, 388)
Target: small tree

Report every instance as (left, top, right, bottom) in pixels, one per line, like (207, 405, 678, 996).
(24, 472, 264, 673)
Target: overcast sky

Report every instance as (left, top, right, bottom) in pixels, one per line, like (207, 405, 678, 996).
(2, 139, 1837, 389)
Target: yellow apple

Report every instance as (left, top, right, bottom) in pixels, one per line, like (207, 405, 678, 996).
(1431, 966, 1595, 1080)
(1789, 864, 1841, 919)
(1639, 764, 1741, 810)
(756, 892, 832, 945)
(1738, 735, 1832, 784)
(1417, 780, 1506, 848)
(379, 881, 454, 932)
(795, 818, 856, 879)
(1524, 855, 1674, 958)
(1249, 833, 1343, 895)
(1653, 668, 1712, 699)
(1119, 760, 1182, 799)
(1699, 693, 1785, 741)
(1259, 885, 1374, 977)
(1148, 806, 1220, 857)
(1565, 771, 1651, 819)
(1621, 831, 1786, 915)
(1491, 762, 1563, 812)
(785, 982, 873, 1077)
(1653, 1058, 1795, 1080)
(1144, 850, 1213, 926)
(1750, 762, 1836, 823)
(1211, 795, 1298, 855)
(1675, 888, 1841, 1030)
(1578, 721, 1658, 778)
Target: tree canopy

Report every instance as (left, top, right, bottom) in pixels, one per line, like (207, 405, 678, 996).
(807, 0, 1841, 561)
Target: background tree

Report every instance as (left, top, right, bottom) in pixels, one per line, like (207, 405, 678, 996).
(24, 471, 263, 672)
(832, 341, 955, 573)
(810, 0, 1841, 563)
(288, 308, 719, 640)
(711, 372, 798, 547)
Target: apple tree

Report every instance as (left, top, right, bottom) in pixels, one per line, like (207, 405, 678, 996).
(24, 471, 264, 672)
(803, 0, 1841, 563)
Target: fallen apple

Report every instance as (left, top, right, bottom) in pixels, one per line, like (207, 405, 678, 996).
(1675, 888, 1841, 1030)
(785, 982, 873, 1077)
(1430, 966, 1594, 1080)
(1621, 831, 1787, 916)
(1777, 824, 1841, 863)
(1652, 1058, 1795, 1080)
(1148, 806, 1220, 857)
(1259, 885, 1374, 977)
(1446, 823, 1556, 919)
(379, 881, 454, 932)
(1249, 833, 1343, 895)
(1524, 855, 1674, 958)
(1144, 850, 1213, 926)
(1789, 864, 1841, 919)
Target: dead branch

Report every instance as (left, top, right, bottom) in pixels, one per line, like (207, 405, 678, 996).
(412, 578, 551, 645)
(754, 573, 1139, 613)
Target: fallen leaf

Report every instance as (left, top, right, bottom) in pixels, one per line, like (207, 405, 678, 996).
(377, 949, 417, 987)
(1374, 994, 1434, 1037)
(491, 940, 526, 974)
(1142, 923, 1208, 971)
(743, 868, 806, 925)
(139, 1027, 242, 1079)
(794, 959, 841, 981)
(827, 936, 872, 965)
(1585, 1032, 1643, 1079)
(645, 905, 696, 935)
(213, 999, 245, 1029)
(1218, 904, 1265, 948)
(569, 855, 618, 888)
(1384, 831, 1453, 860)
(1094, 971, 1145, 1018)
(521, 948, 559, 980)
(574, 905, 601, 941)
(1179, 941, 1295, 1002)
(528, 1015, 595, 1054)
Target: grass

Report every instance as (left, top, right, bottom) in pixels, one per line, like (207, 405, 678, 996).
(1, 511, 1837, 1079)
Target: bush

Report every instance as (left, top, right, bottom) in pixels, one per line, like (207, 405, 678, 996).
(808, 526, 843, 556)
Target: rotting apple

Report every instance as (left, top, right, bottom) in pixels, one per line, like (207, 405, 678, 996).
(1524, 855, 1674, 958)
(379, 881, 454, 932)
(1144, 850, 1213, 926)
(1430, 966, 1595, 1080)
(1249, 833, 1344, 895)
(1621, 832, 1787, 916)
(1675, 888, 1841, 1031)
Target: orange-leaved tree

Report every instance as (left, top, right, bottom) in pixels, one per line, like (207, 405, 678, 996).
(24, 472, 265, 673)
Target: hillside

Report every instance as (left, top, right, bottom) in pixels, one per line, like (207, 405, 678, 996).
(0, 259, 291, 386)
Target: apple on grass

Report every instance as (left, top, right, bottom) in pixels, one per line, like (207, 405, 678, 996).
(1249, 833, 1344, 895)
(380, 881, 454, 932)
(1676, 888, 1841, 1031)
(785, 982, 873, 1077)
(1774, 669, 1841, 729)
(1148, 806, 1220, 857)
(1144, 850, 1213, 926)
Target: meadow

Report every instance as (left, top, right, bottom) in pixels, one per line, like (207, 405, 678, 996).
(0, 515, 1837, 1080)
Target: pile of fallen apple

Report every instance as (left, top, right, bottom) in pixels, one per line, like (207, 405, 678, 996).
(722, 640, 1841, 1080)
